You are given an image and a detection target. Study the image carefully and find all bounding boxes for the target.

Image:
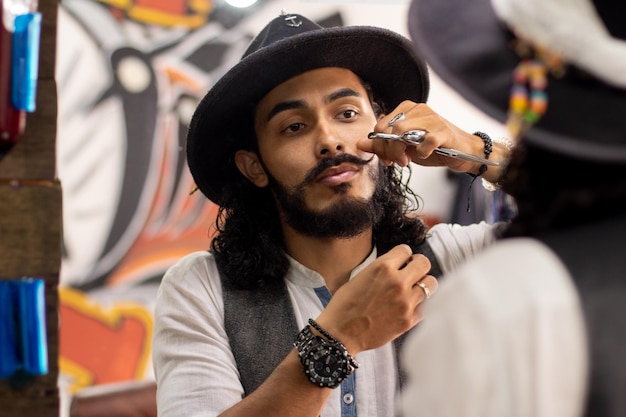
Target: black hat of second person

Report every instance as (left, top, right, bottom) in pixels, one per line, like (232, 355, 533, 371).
(408, 0, 626, 163)
(187, 11, 430, 206)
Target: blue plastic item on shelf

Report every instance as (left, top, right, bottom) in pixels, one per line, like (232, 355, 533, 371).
(0, 278, 48, 379)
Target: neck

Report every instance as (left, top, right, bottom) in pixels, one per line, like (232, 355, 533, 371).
(282, 226, 373, 294)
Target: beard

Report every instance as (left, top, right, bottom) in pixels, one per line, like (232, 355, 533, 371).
(266, 154, 386, 239)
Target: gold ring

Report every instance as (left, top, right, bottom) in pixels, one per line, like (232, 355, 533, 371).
(416, 280, 430, 299)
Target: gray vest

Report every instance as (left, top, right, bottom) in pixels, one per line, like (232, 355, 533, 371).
(539, 214, 626, 417)
(221, 240, 442, 395)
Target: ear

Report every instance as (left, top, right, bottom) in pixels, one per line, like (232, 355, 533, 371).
(235, 150, 268, 188)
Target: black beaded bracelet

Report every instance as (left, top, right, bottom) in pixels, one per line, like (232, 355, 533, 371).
(308, 318, 339, 344)
(472, 131, 493, 176)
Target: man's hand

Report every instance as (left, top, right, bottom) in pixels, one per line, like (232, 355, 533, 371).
(358, 101, 510, 182)
(315, 244, 438, 355)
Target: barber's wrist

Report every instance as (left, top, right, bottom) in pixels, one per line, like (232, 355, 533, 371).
(482, 136, 514, 190)
(465, 131, 492, 178)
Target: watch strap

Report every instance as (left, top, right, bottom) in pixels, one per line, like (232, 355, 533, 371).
(293, 325, 319, 360)
(293, 324, 359, 389)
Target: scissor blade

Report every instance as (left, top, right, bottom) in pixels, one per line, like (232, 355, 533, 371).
(434, 148, 500, 166)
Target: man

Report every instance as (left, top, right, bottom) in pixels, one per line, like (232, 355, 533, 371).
(400, 0, 626, 416)
(153, 11, 509, 417)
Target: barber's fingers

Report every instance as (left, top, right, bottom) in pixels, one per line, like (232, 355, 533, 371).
(357, 135, 410, 166)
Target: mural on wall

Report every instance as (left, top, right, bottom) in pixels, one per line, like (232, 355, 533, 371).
(55, 0, 352, 409)
(56, 0, 266, 399)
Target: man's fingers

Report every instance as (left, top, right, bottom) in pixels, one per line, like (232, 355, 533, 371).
(414, 275, 438, 301)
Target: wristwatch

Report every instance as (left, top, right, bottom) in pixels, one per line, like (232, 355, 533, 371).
(294, 325, 359, 389)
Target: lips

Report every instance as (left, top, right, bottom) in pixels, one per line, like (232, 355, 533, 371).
(316, 163, 360, 186)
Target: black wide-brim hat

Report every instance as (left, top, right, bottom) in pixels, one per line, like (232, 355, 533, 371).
(408, 0, 626, 163)
(187, 12, 429, 206)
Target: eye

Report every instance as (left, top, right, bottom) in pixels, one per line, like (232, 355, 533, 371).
(338, 109, 358, 120)
(282, 122, 305, 134)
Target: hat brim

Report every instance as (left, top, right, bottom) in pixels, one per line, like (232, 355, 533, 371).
(187, 25, 429, 206)
(408, 0, 626, 162)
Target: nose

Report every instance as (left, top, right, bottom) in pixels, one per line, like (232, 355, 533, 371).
(316, 122, 344, 157)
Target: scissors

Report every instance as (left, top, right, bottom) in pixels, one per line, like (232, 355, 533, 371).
(367, 130, 500, 166)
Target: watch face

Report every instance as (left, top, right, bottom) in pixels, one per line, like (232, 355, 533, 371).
(304, 342, 350, 388)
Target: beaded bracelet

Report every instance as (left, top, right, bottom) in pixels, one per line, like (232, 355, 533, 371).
(308, 318, 340, 344)
(472, 131, 493, 176)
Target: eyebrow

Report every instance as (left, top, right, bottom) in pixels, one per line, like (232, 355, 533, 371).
(266, 100, 306, 122)
(265, 88, 363, 122)
(327, 88, 362, 103)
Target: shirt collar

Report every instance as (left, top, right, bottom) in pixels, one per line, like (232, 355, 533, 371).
(285, 247, 378, 288)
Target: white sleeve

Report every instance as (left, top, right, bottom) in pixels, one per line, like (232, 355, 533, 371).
(152, 252, 243, 417)
(399, 239, 588, 417)
(426, 221, 500, 274)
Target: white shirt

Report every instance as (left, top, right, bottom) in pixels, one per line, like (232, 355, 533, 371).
(400, 238, 588, 417)
(153, 222, 496, 417)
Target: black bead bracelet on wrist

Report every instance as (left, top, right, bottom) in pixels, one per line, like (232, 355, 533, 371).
(307, 318, 359, 369)
(472, 131, 493, 176)
(308, 318, 339, 344)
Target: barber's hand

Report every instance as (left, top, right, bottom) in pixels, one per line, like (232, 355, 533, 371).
(315, 244, 438, 355)
(358, 101, 484, 173)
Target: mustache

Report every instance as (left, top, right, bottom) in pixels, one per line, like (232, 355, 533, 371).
(303, 153, 375, 185)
